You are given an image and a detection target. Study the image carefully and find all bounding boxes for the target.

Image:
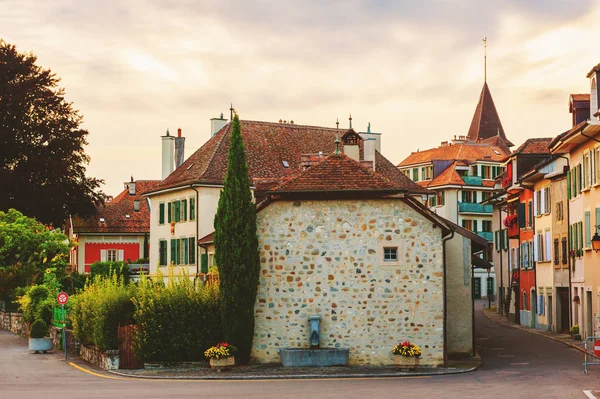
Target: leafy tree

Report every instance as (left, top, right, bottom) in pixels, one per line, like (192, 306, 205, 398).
(0, 39, 105, 226)
(214, 114, 260, 364)
(0, 209, 70, 301)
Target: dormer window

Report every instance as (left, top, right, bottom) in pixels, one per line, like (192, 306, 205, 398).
(282, 160, 289, 168)
(134, 200, 140, 212)
(99, 217, 105, 223)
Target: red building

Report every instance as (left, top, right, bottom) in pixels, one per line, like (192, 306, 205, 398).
(66, 179, 160, 273)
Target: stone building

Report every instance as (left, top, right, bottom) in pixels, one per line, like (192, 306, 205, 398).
(252, 151, 477, 366)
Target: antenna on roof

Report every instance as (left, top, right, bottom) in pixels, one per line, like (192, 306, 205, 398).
(349, 113, 352, 129)
(336, 118, 339, 129)
(482, 37, 487, 83)
(230, 103, 234, 121)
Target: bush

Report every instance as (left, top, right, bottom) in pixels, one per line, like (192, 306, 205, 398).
(30, 319, 48, 338)
(570, 324, 579, 335)
(133, 270, 222, 362)
(70, 275, 135, 350)
(90, 262, 129, 284)
(18, 285, 51, 324)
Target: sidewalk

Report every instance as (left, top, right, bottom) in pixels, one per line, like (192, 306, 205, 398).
(109, 356, 480, 380)
(483, 307, 594, 356)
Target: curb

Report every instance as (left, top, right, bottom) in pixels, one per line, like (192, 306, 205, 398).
(482, 308, 591, 355)
(106, 363, 480, 381)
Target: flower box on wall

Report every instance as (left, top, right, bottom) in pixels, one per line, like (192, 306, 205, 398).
(209, 356, 235, 368)
(393, 355, 420, 370)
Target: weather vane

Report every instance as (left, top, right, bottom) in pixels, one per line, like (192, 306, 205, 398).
(482, 37, 487, 83)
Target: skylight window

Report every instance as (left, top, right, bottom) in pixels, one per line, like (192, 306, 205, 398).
(99, 218, 105, 223)
(186, 163, 194, 171)
(282, 160, 290, 168)
(493, 149, 501, 155)
(125, 214, 131, 219)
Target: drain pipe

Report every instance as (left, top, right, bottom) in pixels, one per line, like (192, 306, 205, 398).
(190, 185, 200, 287)
(442, 227, 455, 366)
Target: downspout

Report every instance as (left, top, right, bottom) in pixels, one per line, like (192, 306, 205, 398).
(442, 227, 455, 366)
(191, 185, 200, 287)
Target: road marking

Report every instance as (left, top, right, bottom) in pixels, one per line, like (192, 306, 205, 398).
(509, 362, 529, 366)
(68, 362, 433, 382)
(68, 362, 133, 380)
(583, 390, 597, 399)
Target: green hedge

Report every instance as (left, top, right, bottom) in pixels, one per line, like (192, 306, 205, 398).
(133, 273, 221, 362)
(70, 276, 135, 350)
(89, 261, 130, 284)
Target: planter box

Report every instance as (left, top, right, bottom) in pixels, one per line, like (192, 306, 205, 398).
(279, 348, 349, 367)
(393, 355, 420, 370)
(29, 337, 53, 353)
(209, 356, 235, 368)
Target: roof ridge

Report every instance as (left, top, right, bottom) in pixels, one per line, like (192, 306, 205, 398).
(239, 119, 340, 131)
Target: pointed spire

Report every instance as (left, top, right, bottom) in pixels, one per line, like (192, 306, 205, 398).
(336, 117, 339, 129)
(349, 113, 352, 129)
(482, 37, 487, 83)
(230, 103, 234, 121)
(467, 82, 513, 147)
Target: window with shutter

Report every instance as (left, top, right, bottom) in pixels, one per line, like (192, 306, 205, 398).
(182, 200, 187, 221)
(545, 231, 551, 261)
(174, 201, 181, 223)
(578, 164, 582, 195)
(495, 231, 500, 251)
(188, 237, 196, 265)
(183, 238, 188, 264)
(503, 229, 508, 250)
(201, 253, 209, 273)
(159, 240, 167, 266)
(168, 202, 172, 223)
(554, 238, 559, 265)
(533, 234, 539, 262)
(545, 187, 551, 214)
(190, 198, 195, 220)
(170, 239, 176, 264)
(473, 220, 478, 233)
(529, 241, 534, 267)
(100, 249, 107, 262)
(528, 201, 533, 227)
(567, 170, 571, 199)
(561, 237, 567, 265)
(579, 221, 584, 250)
(518, 203, 526, 228)
(586, 211, 592, 248)
(159, 203, 165, 224)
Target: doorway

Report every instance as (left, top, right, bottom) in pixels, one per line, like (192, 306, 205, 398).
(587, 291, 593, 339)
(558, 288, 570, 333)
(547, 295, 553, 331)
(531, 289, 537, 328)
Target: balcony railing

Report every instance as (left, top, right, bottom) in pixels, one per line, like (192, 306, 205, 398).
(458, 202, 493, 214)
(462, 176, 482, 186)
(477, 231, 494, 242)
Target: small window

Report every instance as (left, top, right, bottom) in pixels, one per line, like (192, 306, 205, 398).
(493, 149, 501, 155)
(107, 250, 117, 262)
(383, 247, 398, 262)
(99, 217, 105, 223)
(282, 160, 290, 168)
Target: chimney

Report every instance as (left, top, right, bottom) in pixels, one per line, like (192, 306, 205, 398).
(161, 129, 174, 179)
(341, 129, 362, 161)
(127, 176, 136, 195)
(174, 128, 185, 169)
(363, 137, 376, 168)
(211, 113, 228, 137)
(358, 122, 381, 156)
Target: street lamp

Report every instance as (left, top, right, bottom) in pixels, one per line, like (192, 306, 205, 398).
(592, 229, 600, 252)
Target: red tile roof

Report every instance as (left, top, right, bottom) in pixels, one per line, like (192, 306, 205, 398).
(72, 180, 160, 234)
(271, 153, 400, 193)
(467, 82, 513, 147)
(571, 94, 590, 102)
(425, 162, 465, 187)
(570, 93, 590, 113)
(514, 138, 553, 154)
(398, 141, 508, 167)
(148, 120, 426, 195)
(197, 231, 214, 245)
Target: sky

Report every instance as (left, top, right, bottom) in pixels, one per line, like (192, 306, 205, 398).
(2, 0, 600, 195)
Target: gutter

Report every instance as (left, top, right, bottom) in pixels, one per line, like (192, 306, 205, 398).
(442, 227, 455, 366)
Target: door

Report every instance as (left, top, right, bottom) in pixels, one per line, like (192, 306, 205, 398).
(547, 296, 553, 331)
(531, 290, 537, 328)
(474, 278, 481, 300)
(587, 291, 593, 339)
(118, 324, 144, 369)
(559, 289, 570, 333)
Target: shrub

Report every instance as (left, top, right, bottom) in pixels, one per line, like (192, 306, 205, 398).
(570, 324, 580, 335)
(133, 270, 222, 362)
(90, 261, 129, 284)
(18, 285, 51, 324)
(70, 275, 135, 350)
(30, 319, 48, 338)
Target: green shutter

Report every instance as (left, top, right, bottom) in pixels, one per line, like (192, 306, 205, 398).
(188, 237, 196, 265)
(190, 198, 195, 220)
(159, 240, 165, 266)
(168, 202, 172, 223)
(473, 220, 478, 233)
(441, 191, 445, 206)
(569, 225, 573, 252)
(174, 201, 181, 222)
(159, 203, 165, 224)
(473, 191, 478, 204)
(461, 191, 466, 202)
(580, 221, 584, 250)
(495, 231, 500, 251)
(566, 170, 571, 199)
(170, 239, 176, 264)
(518, 203, 526, 228)
(183, 238, 189, 264)
(201, 254, 209, 273)
(596, 208, 600, 239)
(578, 164, 582, 195)
(503, 229, 508, 250)
(586, 211, 592, 248)
(182, 200, 187, 221)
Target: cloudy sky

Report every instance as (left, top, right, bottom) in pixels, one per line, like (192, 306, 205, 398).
(2, 0, 600, 195)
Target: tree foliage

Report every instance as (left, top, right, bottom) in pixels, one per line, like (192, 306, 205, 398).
(0, 209, 71, 301)
(213, 114, 260, 364)
(0, 39, 104, 226)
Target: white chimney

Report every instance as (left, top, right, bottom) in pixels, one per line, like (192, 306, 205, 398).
(174, 128, 185, 170)
(363, 137, 376, 167)
(358, 122, 381, 156)
(211, 113, 228, 137)
(127, 176, 136, 195)
(162, 129, 174, 179)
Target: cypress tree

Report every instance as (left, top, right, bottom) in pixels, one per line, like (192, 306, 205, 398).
(213, 114, 260, 364)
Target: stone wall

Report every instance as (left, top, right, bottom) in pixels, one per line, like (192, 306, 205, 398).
(0, 311, 28, 337)
(253, 199, 444, 366)
(49, 326, 79, 357)
(80, 344, 119, 370)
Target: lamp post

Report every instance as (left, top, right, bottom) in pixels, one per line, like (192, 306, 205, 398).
(592, 226, 600, 252)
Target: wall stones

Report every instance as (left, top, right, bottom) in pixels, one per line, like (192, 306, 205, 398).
(252, 199, 444, 366)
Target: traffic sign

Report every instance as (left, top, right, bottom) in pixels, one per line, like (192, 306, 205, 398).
(57, 292, 69, 305)
(594, 340, 600, 357)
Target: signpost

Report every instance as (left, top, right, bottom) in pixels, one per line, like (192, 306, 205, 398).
(57, 292, 68, 359)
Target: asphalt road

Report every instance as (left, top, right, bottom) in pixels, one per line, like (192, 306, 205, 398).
(1, 302, 598, 399)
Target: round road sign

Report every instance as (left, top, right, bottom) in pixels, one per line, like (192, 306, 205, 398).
(57, 292, 69, 305)
(594, 340, 600, 357)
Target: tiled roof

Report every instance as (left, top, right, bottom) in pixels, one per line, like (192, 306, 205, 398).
(271, 153, 399, 193)
(425, 161, 465, 187)
(147, 120, 426, 195)
(73, 180, 160, 234)
(197, 231, 214, 245)
(514, 138, 553, 154)
(467, 82, 513, 147)
(481, 135, 511, 155)
(571, 94, 590, 102)
(398, 142, 508, 167)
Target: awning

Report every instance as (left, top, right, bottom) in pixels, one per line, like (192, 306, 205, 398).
(472, 255, 493, 270)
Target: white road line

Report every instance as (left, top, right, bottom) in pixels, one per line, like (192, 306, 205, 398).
(583, 390, 597, 399)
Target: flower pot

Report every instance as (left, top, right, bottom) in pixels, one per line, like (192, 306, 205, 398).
(209, 356, 235, 368)
(393, 356, 420, 370)
(29, 337, 53, 353)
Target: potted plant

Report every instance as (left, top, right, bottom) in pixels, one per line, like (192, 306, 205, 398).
(28, 319, 53, 353)
(570, 324, 581, 340)
(392, 340, 421, 369)
(204, 342, 238, 368)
